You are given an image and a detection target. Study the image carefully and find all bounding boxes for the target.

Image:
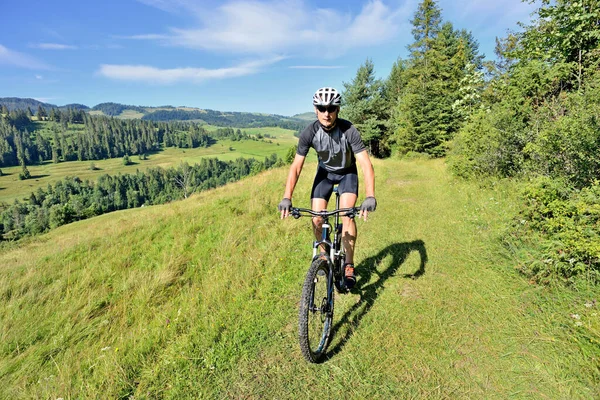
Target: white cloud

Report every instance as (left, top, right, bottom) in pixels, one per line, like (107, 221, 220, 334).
(0, 44, 52, 70)
(30, 43, 78, 50)
(136, 0, 196, 14)
(130, 0, 410, 56)
(35, 74, 43, 80)
(98, 56, 285, 83)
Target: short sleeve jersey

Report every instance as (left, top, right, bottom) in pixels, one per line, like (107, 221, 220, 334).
(296, 119, 366, 173)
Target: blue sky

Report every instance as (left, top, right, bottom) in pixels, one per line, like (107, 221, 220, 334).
(0, 0, 536, 116)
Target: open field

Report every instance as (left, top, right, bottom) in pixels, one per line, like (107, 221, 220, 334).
(1, 158, 598, 398)
(116, 110, 145, 119)
(0, 127, 305, 204)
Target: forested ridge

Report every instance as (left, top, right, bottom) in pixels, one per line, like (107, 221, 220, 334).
(141, 108, 305, 130)
(0, 98, 308, 130)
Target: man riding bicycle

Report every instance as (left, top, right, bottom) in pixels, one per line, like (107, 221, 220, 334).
(278, 87, 376, 289)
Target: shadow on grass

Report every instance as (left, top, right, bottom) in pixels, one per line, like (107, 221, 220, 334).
(325, 240, 428, 361)
(31, 174, 50, 180)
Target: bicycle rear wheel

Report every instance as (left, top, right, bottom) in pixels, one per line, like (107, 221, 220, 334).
(298, 258, 334, 363)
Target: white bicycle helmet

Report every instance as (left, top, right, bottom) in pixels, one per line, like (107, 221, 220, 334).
(312, 87, 341, 106)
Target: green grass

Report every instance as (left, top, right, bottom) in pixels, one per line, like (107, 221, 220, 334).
(0, 158, 598, 398)
(0, 127, 302, 204)
(116, 110, 145, 119)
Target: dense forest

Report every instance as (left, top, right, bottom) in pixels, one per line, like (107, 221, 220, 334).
(141, 108, 306, 130)
(0, 107, 267, 169)
(340, 0, 599, 284)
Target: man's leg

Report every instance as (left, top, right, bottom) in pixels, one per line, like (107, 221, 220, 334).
(311, 198, 328, 250)
(339, 192, 358, 264)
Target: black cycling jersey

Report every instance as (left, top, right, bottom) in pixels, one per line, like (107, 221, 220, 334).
(297, 119, 366, 173)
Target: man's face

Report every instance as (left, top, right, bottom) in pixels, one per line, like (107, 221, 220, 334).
(315, 105, 339, 130)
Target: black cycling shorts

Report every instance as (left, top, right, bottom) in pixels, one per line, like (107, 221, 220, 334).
(310, 165, 359, 201)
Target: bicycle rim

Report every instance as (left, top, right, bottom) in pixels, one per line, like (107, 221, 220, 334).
(299, 258, 334, 363)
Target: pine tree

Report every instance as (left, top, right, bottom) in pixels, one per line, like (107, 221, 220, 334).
(19, 164, 31, 180)
(341, 59, 388, 157)
(384, 58, 408, 108)
(37, 106, 47, 121)
(391, 0, 481, 157)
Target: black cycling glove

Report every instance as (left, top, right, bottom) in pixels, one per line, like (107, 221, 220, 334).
(360, 197, 377, 212)
(278, 198, 292, 213)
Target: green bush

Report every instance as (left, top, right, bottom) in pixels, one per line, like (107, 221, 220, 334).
(448, 104, 529, 179)
(507, 177, 600, 284)
(284, 144, 297, 164)
(524, 90, 600, 189)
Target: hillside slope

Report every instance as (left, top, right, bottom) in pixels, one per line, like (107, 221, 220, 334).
(1, 159, 598, 398)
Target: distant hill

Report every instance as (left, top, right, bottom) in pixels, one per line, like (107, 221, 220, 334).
(0, 97, 309, 129)
(141, 108, 307, 129)
(62, 103, 91, 111)
(92, 102, 146, 116)
(292, 112, 316, 121)
(0, 97, 58, 112)
(0, 97, 91, 112)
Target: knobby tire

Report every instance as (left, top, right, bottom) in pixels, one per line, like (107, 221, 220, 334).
(298, 257, 333, 363)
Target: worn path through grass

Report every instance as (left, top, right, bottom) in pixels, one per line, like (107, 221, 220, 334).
(0, 158, 598, 398)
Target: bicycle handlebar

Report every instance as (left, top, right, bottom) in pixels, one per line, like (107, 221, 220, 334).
(290, 207, 360, 219)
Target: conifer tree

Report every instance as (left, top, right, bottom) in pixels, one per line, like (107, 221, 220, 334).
(19, 164, 31, 180)
(391, 0, 480, 157)
(341, 58, 388, 157)
(37, 106, 47, 121)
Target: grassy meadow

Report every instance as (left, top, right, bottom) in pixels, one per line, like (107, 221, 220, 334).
(1, 158, 598, 398)
(0, 126, 303, 204)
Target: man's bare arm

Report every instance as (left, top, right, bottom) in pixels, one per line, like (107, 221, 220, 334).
(355, 151, 375, 220)
(281, 154, 306, 218)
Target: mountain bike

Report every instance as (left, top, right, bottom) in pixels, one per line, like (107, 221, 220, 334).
(290, 187, 360, 363)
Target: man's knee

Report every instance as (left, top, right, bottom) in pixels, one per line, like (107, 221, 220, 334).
(341, 216, 356, 227)
(312, 216, 324, 229)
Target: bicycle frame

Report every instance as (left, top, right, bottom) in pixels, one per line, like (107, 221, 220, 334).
(312, 188, 342, 262)
(291, 188, 359, 296)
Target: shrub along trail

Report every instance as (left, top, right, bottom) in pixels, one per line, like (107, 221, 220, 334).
(1, 158, 598, 398)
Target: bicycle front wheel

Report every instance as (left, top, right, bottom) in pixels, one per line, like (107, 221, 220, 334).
(298, 257, 334, 363)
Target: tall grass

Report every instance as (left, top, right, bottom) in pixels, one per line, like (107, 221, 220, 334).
(0, 158, 598, 398)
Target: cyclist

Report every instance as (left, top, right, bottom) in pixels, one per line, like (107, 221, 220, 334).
(278, 87, 376, 289)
